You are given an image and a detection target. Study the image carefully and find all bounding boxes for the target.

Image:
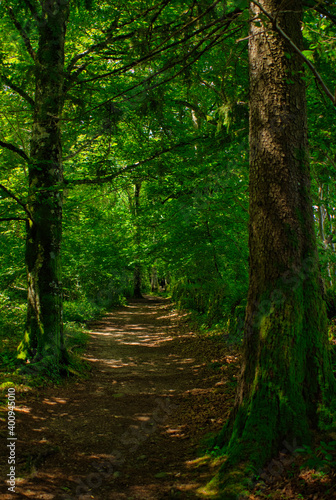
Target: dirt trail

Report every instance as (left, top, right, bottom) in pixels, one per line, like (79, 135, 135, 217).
(1, 296, 235, 500)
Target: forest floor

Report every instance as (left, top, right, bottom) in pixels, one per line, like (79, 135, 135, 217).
(1, 296, 336, 500)
(0, 296, 238, 499)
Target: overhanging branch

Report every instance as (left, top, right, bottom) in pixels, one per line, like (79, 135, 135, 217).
(65, 0, 174, 75)
(65, 137, 207, 187)
(0, 140, 29, 161)
(6, 6, 36, 61)
(0, 183, 32, 220)
(304, 1, 336, 26)
(76, 7, 242, 86)
(73, 24, 242, 121)
(1, 74, 35, 107)
(63, 130, 105, 161)
(0, 217, 27, 222)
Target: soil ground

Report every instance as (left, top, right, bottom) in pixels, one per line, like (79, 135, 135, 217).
(0, 296, 238, 500)
(1, 296, 335, 500)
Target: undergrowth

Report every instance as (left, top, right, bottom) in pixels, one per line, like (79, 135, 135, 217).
(0, 291, 123, 391)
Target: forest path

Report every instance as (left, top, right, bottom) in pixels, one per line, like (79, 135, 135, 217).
(2, 296, 236, 500)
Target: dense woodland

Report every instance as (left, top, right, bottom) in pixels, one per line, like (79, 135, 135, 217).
(1, 0, 336, 498)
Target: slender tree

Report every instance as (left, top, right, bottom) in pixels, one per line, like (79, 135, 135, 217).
(208, 1, 336, 497)
(133, 182, 143, 298)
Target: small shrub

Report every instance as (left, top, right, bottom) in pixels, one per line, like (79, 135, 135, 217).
(63, 299, 102, 323)
(296, 440, 336, 471)
(64, 322, 90, 353)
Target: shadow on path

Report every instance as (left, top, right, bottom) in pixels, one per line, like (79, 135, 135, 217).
(1, 296, 233, 499)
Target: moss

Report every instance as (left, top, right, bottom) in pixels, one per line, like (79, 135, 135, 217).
(207, 272, 336, 497)
(17, 331, 35, 360)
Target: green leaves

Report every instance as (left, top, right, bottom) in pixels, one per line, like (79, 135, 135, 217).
(296, 441, 336, 470)
(302, 50, 315, 62)
(228, 0, 248, 10)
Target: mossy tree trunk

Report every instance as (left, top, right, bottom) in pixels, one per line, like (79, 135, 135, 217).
(18, 1, 69, 365)
(210, 1, 336, 496)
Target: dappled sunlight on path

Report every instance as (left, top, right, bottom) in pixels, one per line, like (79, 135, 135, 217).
(1, 295, 231, 500)
(81, 296, 200, 395)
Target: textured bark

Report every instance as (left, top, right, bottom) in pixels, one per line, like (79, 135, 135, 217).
(18, 1, 69, 364)
(208, 1, 336, 497)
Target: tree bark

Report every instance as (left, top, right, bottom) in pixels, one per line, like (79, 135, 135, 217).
(209, 1, 336, 496)
(18, 1, 69, 365)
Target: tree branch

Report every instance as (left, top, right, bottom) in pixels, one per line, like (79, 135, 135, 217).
(1, 74, 35, 107)
(0, 217, 27, 222)
(0, 183, 32, 220)
(77, 10, 241, 85)
(63, 130, 105, 161)
(304, 1, 336, 26)
(66, 30, 136, 76)
(0, 140, 29, 161)
(76, 24, 242, 120)
(118, 27, 240, 104)
(65, 137, 206, 187)
(6, 6, 36, 61)
(172, 100, 217, 125)
(251, 0, 336, 105)
(65, 0, 173, 74)
(22, 0, 41, 23)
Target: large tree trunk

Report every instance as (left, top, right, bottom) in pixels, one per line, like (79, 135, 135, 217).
(209, 1, 336, 496)
(18, 1, 69, 365)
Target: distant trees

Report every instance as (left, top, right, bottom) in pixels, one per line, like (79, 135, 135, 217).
(0, 0, 243, 366)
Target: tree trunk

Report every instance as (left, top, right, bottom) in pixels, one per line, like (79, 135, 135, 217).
(133, 263, 143, 298)
(151, 266, 159, 292)
(18, 1, 69, 365)
(133, 182, 143, 298)
(209, 1, 336, 496)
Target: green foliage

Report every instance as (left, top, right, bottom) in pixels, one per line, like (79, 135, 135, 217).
(324, 284, 336, 319)
(0, 292, 26, 340)
(0, 349, 19, 373)
(296, 440, 336, 470)
(64, 322, 90, 352)
(63, 299, 104, 323)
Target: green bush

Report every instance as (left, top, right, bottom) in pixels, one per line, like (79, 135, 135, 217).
(0, 293, 26, 347)
(63, 299, 103, 323)
(64, 322, 90, 352)
(172, 278, 247, 335)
